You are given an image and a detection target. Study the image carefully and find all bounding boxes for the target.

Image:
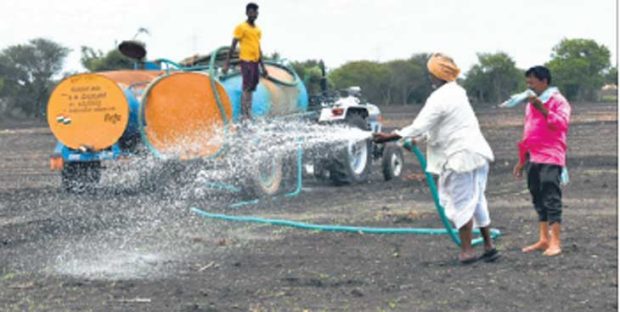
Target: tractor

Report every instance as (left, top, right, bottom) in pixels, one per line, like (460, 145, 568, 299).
(308, 62, 404, 185)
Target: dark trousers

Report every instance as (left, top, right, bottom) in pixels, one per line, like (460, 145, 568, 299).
(240, 61, 260, 92)
(240, 61, 259, 121)
(526, 162, 563, 224)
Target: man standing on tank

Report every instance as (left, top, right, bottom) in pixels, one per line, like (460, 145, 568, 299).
(223, 2, 268, 122)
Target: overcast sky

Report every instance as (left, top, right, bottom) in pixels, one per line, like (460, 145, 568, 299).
(0, 0, 617, 76)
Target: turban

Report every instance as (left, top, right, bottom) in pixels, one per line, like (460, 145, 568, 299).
(427, 53, 460, 82)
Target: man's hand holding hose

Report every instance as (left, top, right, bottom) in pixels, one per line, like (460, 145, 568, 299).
(373, 132, 404, 144)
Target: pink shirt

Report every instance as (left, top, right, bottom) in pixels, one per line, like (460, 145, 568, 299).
(518, 92, 571, 166)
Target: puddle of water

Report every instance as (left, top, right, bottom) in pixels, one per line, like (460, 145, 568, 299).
(55, 249, 170, 280)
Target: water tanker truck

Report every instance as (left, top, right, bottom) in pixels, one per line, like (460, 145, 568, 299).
(47, 41, 402, 196)
(47, 41, 308, 196)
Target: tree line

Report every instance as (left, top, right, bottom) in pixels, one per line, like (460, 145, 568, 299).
(308, 38, 616, 105)
(0, 37, 616, 120)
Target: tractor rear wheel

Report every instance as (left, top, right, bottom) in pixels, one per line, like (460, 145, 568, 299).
(328, 114, 372, 185)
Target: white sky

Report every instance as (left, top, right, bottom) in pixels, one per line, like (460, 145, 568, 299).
(0, 0, 617, 75)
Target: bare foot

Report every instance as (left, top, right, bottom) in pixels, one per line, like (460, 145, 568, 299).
(543, 246, 562, 257)
(522, 241, 549, 253)
(458, 250, 478, 264)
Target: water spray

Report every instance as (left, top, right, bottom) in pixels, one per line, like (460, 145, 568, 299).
(191, 142, 501, 247)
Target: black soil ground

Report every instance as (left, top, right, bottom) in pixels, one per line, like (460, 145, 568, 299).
(0, 102, 616, 311)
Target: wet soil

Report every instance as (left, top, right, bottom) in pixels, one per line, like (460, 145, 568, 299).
(0, 102, 616, 311)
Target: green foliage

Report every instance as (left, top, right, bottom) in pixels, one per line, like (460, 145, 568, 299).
(266, 51, 281, 60)
(546, 38, 611, 101)
(312, 39, 612, 105)
(405, 53, 434, 104)
(303, 54, 432, 105)
(385, 59, 422, 105)
(329, 60, 391, 104)
(80, 46, 134, 72)
(0, 38, 69, 118)
(293, 57, 446, 105)
(0, 37, 613, 122)
(463, 52, 525, 104)
(291, 59, 332, 95)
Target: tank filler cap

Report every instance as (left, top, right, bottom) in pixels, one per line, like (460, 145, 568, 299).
(119, 40, 146, 60)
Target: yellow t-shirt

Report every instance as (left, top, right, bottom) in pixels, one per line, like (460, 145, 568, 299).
(233, 22, 262, 62)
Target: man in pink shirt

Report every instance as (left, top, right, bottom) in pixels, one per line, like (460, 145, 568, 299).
(513, 66, 571, 257)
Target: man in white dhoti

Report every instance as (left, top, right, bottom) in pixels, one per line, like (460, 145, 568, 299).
(374, 53, 499, 264)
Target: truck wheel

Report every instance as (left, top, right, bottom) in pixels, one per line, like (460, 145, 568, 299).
(243, 152, 284, 199)
(62, 161, 101, 193)
(233, 125, 285, 199)
(280, 150, 301, 192)
(382, 144, 404, 181)
(329, 114, 372, 185)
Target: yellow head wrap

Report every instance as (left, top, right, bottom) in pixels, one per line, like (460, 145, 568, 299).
(427, 53, 460, 82)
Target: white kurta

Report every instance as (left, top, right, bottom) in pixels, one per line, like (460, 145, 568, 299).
(395, 82, 494, 174)
(395, 82, 494, 229)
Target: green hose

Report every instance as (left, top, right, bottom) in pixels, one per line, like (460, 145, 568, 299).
(405, 141, 462, 245)
(192, 208, 483, 235)
(204, 46, 234, 160)
(155, 58, 182, 69)
(191, 141, 501, 247)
